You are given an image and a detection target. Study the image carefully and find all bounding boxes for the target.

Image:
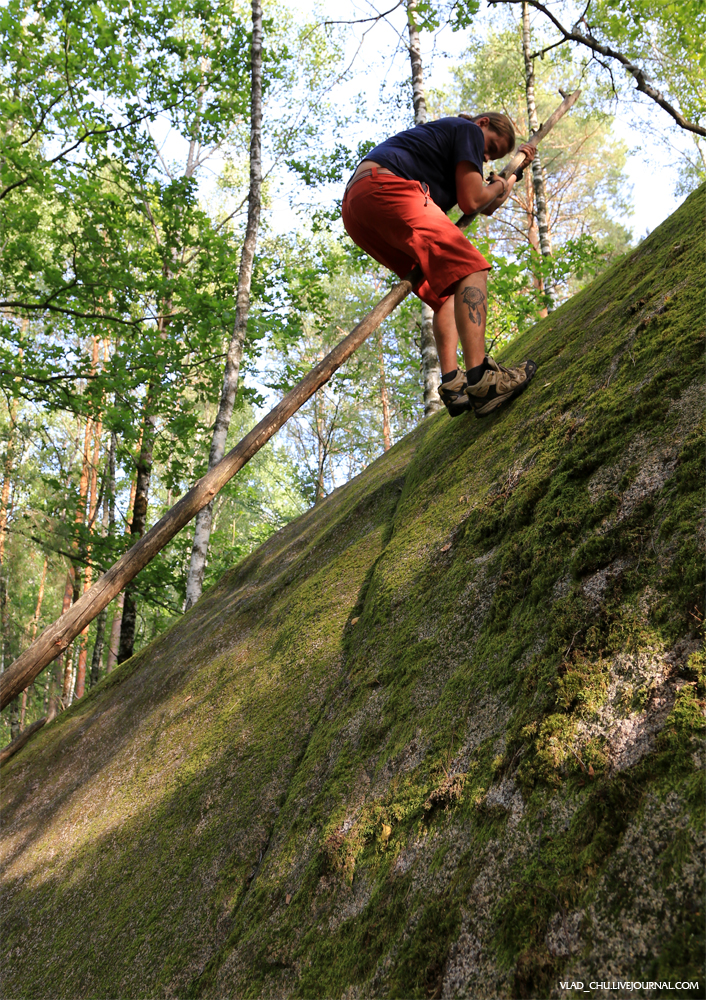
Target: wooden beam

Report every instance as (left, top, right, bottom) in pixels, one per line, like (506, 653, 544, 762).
(0, 717, 47, 768)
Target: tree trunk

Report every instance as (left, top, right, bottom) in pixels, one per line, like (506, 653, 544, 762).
(63, 567, 81, 705)
(0, 573, 9, 677)
(0, 400, 15, 570)
(407, 0, 427, 126)
(66, 642, 79, 708)
(0, 89, 581, 712)
(118, 410, 158, 663)
(0, 582, 9, 679)
(19, 555, 48, 729)
(419, 304, 442, 416)
(105, 431, 122, 673)
(106, 594, 123, 673)
(407, 0, 443, 413)
(0, 394, 16, 677)
(19, 688, 28, 731)
(522, 1, 553, 311)
(59, 415, 91, 704)
(29, 556, 48, 645)
(90, 434, 113, 687)
(89, 609, 107, 688)
(68, 411, 93, 697)
(185, 0, 263, 611)
(523, 170, 548, 316)
(8, 698, 21, 742)
(54, 566, 74, 705)
(378, 332, 392, 451)
(75, 389, 102, 699)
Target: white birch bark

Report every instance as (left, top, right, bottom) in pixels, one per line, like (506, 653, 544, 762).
(522, 1, 553, 312)
(407, 0, 443, 416)
(184, 0, 263, 610)
(378, 331, 392, 451)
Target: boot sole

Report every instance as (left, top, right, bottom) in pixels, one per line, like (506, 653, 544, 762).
(472, 361, 538, 418)
(445, 399, 473, 418)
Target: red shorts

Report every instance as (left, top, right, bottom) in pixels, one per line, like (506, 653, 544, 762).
(341, 167, 490, 313)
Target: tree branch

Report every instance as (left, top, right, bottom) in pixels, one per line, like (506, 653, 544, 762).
(324, 2, 403, 27)
(0, 93, 198, 202)
(0, 302, 145, 326)
(501, 0, 706, 137)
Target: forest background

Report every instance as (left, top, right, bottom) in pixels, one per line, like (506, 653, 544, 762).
(1, 0, 704, 740)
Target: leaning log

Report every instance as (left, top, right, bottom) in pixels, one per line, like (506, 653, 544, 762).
(0, 717, 47, 768)
(0, 90, 580, 712)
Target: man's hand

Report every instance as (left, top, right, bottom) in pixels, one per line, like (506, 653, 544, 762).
(517, 142, 536, 165)
(513, 142, 536, 180)
(456, 143, 537, 216)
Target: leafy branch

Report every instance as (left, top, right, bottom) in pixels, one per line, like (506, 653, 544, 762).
(498, 0, 706, 137)
(1, 94, 197, 202)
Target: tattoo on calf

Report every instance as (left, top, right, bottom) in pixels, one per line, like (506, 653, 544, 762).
(462, 286, 486, 326)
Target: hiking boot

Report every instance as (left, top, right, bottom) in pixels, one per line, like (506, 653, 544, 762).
(465, 355, 537, 418)
(438, 370, 472, 418)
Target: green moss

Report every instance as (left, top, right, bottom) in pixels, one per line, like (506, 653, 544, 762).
(1, 187, 704, 1000)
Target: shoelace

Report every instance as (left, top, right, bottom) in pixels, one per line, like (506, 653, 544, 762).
(490, 358, 523, 380)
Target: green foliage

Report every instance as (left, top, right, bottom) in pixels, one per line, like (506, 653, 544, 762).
(585, 0, 706, 128)
(258, 232, 424, 500)
(467, 226, 612, 347)
(0, 0, 351, 719)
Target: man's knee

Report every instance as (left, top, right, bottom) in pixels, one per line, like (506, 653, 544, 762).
(450, 271, 487, 303)
(456, 269, 487, 290)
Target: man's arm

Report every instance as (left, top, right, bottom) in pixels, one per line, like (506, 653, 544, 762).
(455, 163, 505, 215)
(477, 173, 518, 216)
(455, 142, 537, 216)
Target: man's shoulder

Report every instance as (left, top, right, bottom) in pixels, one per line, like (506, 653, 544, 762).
(427, 116, 481, 132)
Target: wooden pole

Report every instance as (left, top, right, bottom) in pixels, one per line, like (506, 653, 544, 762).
(0, 90, 580, 713)
(0, 717, 47, 767)
(456, 87, 581, 228)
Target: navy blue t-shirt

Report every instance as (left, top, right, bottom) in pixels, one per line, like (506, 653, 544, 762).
(366, 118, 485, 213)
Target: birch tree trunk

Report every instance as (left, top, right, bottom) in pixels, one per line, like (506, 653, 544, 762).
(106, 430, 126, 672)
(0, 400, 15, 572)
(378, 332, 392, 452)
(54, 567, 74, 704)
(75, 345, 102, 698)
(184, 0, 263, 611)
(1, 424, 17, 731)
(407, 0, 442, 416)
(106, 594, 123, 673)
(522, 1, 553, 312)
(0, 397, 15, 682)
(66, 411, 93, 697)
(90, 435, 113, 688)
(63, 567, 81, 705)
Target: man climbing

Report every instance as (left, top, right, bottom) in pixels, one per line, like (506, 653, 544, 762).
(342, 112, 538, 418)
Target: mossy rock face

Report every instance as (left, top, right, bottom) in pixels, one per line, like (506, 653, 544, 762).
(2, 188, 704, 1000)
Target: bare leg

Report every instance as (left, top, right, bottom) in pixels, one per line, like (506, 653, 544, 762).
(431, 270, 489, 375)
(435, 269, 535, 418)
(454, 270, 488, 371)
(431, 296, 460, 374)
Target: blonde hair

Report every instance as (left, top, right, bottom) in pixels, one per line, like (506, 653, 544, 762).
(459, 111, 516, 153)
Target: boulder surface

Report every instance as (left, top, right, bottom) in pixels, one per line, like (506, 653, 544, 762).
(1, 186, 704, 1000)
